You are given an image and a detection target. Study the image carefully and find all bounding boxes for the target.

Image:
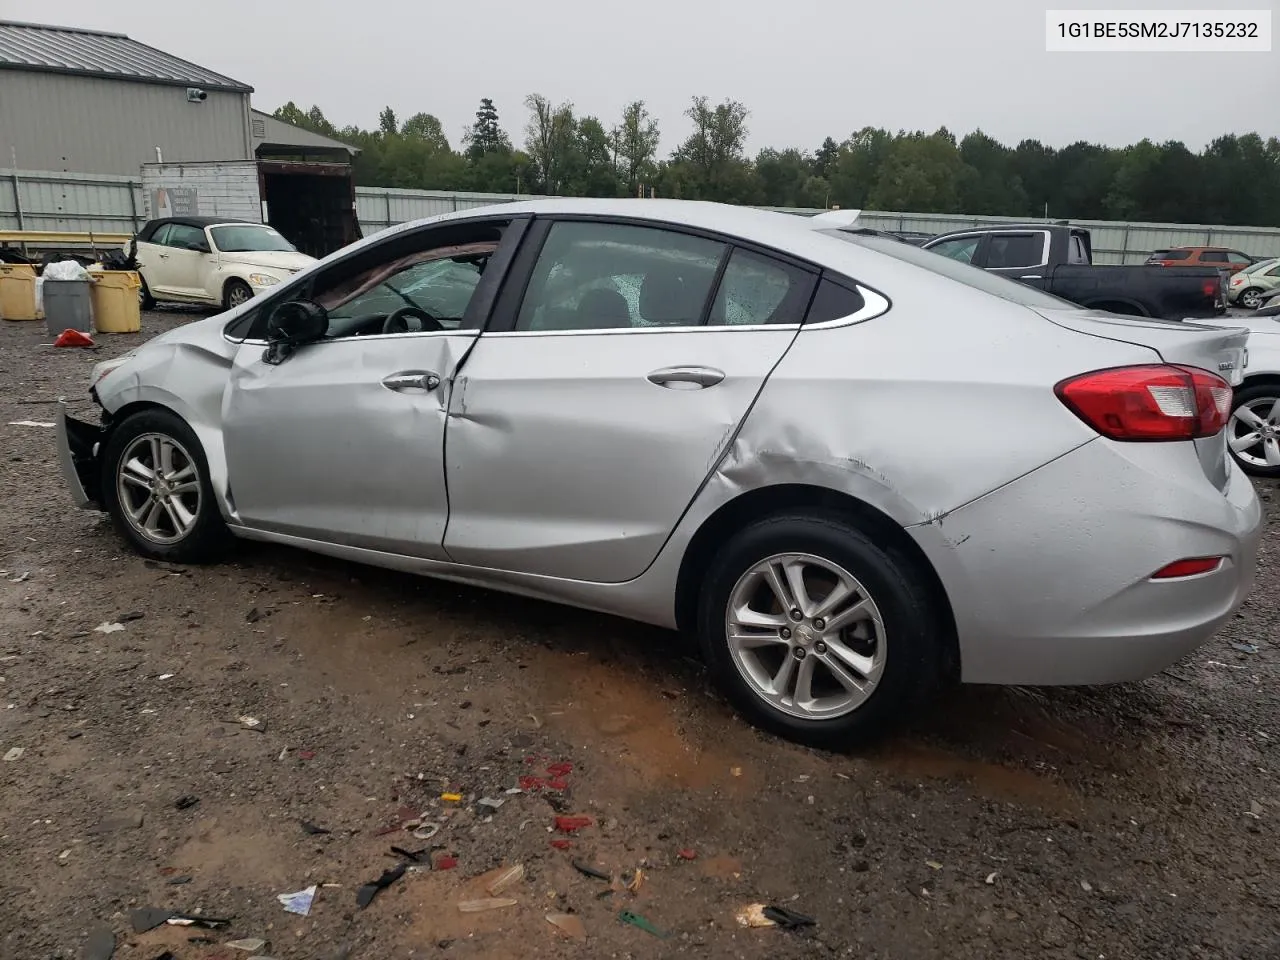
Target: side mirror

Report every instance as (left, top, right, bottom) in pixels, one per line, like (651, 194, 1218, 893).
(263, 300, 328, 365)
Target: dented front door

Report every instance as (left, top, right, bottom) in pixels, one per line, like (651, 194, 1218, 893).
(222, 331, 475, 557)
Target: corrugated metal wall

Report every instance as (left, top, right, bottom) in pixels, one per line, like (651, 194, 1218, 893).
(4, 170, 1279, 264)
(0, 71, 250, 177)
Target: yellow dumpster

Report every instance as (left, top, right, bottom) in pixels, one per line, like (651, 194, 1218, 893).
(0, 263, 38, 321)
(88, 270, 142, 333)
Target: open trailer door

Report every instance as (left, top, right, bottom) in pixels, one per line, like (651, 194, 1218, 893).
(257, 160, 361, 259)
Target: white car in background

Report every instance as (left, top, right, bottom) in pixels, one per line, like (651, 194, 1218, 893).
(131, 217, 316, 311)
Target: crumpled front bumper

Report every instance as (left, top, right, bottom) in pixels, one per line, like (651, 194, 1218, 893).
(55, 402, 105, 510)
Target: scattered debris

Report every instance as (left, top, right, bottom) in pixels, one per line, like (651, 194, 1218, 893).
(93, 622, 125, 635)
(53, 329, 96, 348)
(549, 840, 572, 851)
(300, 820, 331, 835)
(618, 910, 670, 939)
(174, 796, 199, 810)
(389, 846, 424, 862)
(246, 607, 264, 623)
(298, 750, 315, 760)
(477, 797, 505, 813)
(166, 876, 193, 886)
(482, 863, 525, 896)
(1081, 880, 1093, 892)
(118, 611, 145, 622)
(432, 853, 458, 871)
(554, 816, 593, 833)
(730, 767, 743, 778)
(763, 906, 817, 929)
(8, 572, 30, 583)
(277, 884, 318, 917)
(441, 792, 463, 803)
(356, 862, 407, 909)
(926, 860, 943, 871)
(677, 848, 697, 861)
(411, 821, 440, 842)
(226, 939, 269, 953)
(625, 868, 646, 894)
(3, 747, 23, 762)
(91, 811, 144, 834)
(7, 421, 54, 428)
(1248, 800, 1264, 818)
(736, 904, 776, 928)
(546, 912, 587, 940)
(573, 860, 611, 882)
(83, 924, 115, 960)
(985, 871, 998, 884)
(129, 909, 231, 934)
(235, 715, 266, 732)
(458, 898, 517, 913)
(1231, 642, 1259, 654)
(157, 673, 175, 681)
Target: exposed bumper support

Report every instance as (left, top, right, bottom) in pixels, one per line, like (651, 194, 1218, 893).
(56, 402, 105, 510)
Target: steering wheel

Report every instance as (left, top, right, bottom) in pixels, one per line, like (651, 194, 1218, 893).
(382, 305, 443, 335)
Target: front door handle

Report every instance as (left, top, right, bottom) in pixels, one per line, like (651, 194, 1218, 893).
(646, 365, 725, 389)
(382, 370, 440, 392)
(1020, 274, 1043, 280)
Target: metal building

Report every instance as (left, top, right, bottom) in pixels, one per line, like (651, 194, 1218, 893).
(0, 20, 254, 176)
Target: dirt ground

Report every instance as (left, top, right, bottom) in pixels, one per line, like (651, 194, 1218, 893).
(1, 307, 1277, 960)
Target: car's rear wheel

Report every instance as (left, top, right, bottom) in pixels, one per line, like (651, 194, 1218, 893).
(1239, 287, 1264, 310)
(100, 409, 231, 563)
(1228, 383, 1280, 478)
(138, 277, 156, 310)
(224, 279, 253, 310)
(697, 512, 943, 749)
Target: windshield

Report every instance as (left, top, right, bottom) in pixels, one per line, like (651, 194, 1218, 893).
(210, 225, 297, 253)
(823, 229, 1082, 311)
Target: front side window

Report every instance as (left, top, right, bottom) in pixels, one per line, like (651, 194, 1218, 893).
(212, 224, 297, 253)
(165, 224, 205, 250)
(986, 232, 1047, 269)
(146, 224, 172, 246)
(1150, 249, 1191, 261)
(927, 235, 982, 264)
(515, 221, 725, 331)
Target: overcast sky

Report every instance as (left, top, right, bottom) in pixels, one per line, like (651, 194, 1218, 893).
(40, 0, 1279, 153)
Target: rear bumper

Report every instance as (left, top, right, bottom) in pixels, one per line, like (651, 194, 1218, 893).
(912, 438, 1262, 686)
(55, 403, 104, 510)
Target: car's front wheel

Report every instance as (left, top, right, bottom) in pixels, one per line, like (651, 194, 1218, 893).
(697, 511, 944, 749)
(138, 276, 156, 310)
(224, 279, 254, 310)
(100, 409, 231, 563)
(1228, 382, 1280, 478)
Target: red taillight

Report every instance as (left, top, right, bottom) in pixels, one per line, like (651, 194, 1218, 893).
(1203, 281, 1218, 298)
(1151, 557, 1225, 579)
(1055, 364, 1232, 441)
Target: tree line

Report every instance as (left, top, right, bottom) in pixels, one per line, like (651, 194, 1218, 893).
(273, 97, 1280, 228)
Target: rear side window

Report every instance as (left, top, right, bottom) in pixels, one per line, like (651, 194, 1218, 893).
(1151, 249, 1191, 261)
(804, 278, 866, 325)
(1199, 250, 1228, 263)
(708, 248, 815, 326)
(146, 224, 171, 245)
(165, 224, 205, 249)
(1227, 251, 1253, 265)
(1068, 234, 1089, 264)
(986, 232, 1047, 269)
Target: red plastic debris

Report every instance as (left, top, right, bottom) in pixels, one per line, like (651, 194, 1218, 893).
(549, 839, 572, 850)
(677, 849, 697, 861)
(433, 854, 458, 871)
(546, 762, 574, 777)
(53, 329, 94, 348)
(519, 775, 545, 791)
(546, 778, 568, 791)
(298, 750, 315, 760)
(554, 816, 593, 833)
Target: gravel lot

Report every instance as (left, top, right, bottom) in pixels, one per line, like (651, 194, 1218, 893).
(1, 308, 1277, 960)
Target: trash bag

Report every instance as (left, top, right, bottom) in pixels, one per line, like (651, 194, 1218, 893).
(99, 244, 139, 271)
(42, 260, 92, 282)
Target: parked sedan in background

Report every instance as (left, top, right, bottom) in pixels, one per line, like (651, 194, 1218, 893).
(131, 217, 316, 311)
(1227, 257, 1280, 309)
(58, 199, 1260, 747)
(1146, 246, 1257, 274)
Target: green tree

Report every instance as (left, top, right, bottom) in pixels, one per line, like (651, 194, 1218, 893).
(615, 100, 661, 196)
(378, 107, 398, 137)
(524, 94, 577, 193)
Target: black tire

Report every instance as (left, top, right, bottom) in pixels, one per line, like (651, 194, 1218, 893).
(138, 276, 156, 310)
(100, 408, 232, 563)
(1227, 382, 1280, 479)
(1239, 287, 1264, 310)
(696, 511, 944, 750)
(223, 279, 254, 311)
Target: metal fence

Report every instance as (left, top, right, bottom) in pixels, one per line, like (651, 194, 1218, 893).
(5, 168, 1280, 265)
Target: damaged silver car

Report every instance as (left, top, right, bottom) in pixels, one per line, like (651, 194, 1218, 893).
(56, 199, 1261, 747)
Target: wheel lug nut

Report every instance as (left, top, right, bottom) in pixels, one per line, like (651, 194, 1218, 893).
(813, 618, 826, 630)
(815, 642, 827, 654)
(793, 647, 806, 660)
(780, 627, 792, 640)
(789, 609, 803, 622)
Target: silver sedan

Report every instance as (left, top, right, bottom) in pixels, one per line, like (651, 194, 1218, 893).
(56, 199, 1262, 747)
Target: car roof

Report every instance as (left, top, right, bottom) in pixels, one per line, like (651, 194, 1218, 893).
(144, 216, 254, 230)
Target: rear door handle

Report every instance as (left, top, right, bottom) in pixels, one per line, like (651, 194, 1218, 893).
(1020, 274, 1042, 280)
(382, 370, 440, 392)
(646, 365, 725, 389)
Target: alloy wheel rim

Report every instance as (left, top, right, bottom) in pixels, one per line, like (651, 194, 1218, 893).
(116, 433, 202, 544)
(1229, 397, 1280, 468)
(229, 286, 250, 306)
(1243, 290, 1262, 309)
(724, 552, 886, 721)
